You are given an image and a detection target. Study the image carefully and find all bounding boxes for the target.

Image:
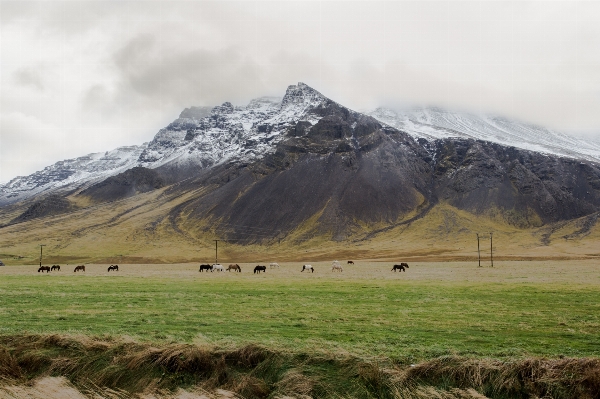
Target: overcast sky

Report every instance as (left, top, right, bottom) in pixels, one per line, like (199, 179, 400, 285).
(1, 1, 600, 183)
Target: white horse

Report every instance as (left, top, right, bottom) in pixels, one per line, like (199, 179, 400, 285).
(301, 265, 314, 273)
(211, 264, 224, 272)
(270, 262, 280, 269)
(331, 260, 343, 272)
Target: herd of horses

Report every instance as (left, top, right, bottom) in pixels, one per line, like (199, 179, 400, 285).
(196, 261, 411, 273)
(35, 261, 411, 274)
(37, 264, 119, 273)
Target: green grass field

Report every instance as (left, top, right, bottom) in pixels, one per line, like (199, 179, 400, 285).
(2, 261, 599, 361)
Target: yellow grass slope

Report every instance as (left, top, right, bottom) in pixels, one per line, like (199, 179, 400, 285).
(0, 185, 599, 264)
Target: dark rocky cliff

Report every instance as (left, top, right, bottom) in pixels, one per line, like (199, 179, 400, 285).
(79, 166, 165, 203)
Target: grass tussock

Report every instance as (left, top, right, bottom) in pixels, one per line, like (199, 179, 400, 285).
(1, 334, 599, 399)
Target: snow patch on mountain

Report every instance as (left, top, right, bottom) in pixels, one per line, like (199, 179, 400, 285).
(137, 83, 328, 171)
(369, 107, 600, 163)
(0, 145, 147, 205)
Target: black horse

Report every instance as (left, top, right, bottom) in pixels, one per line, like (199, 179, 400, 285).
(38, 266, 51, 273)
(51, 265, 60, 271)
(199, 264, 212, 272)
(254, 265, 266, 274)
(108, 265, 119, 272)
(392, 263, 409, 272)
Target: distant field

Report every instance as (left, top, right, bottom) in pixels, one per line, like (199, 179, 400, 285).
(1, 260, 599, 361)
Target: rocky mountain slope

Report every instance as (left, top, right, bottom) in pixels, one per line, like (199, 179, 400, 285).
(2, 83, 600, 251)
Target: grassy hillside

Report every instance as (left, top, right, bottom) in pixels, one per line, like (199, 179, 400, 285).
(0, 183, 599, 265)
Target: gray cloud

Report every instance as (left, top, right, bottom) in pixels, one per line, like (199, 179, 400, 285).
(13, 67, 45, 91)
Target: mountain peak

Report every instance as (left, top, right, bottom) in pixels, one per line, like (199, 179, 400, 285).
(281, 82, 329, 111)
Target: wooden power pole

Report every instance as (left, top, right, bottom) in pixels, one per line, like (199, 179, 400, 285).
(476, 234, 481, 267)
(214, 240, 219, 264)
(39, 244, 46, 267)
(490, 232, 493, 267)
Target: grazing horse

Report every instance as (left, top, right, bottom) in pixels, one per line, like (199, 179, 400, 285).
(301, 265, 314, 273)
(38, 266, 51, 273)
(108, 265, 119, 272)
(74, 265, 85, 272)
(269, 262, 280, 269)
(331, 260, 343, 272)
(347, 260, 354, 264)
(51, 265, 61, 271)
(392, 263, 409, 272)
(211, 264, 224, 272)
(227, 264, 241, 272)
(254, 265, 266, 274)
(199, 264, 212, 272)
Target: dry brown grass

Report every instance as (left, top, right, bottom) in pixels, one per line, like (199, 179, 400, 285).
(1, 334, 600, 399)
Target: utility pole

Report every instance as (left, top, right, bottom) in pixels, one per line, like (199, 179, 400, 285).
(476, 234, 481, 267)
(39, 244, 46, 267)
(214, 240, 220, 264)
(490, 232, 493, 267)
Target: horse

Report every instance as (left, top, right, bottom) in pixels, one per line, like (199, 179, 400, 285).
(347, 260, 354, 264)
(331, 260, 343, 272)
(108, 265, 119, 272)
(74, 265, 85, 272)
(51, 265, 60, 271)
(38, 266, 51, 273)
(227, 264, 241, 272)
(211, 264, 225, 272)
(269, 262, 280, 269)
(301, 265, 314, 273)
(199, 264, 212, 272)
(392, 263, 409, 272)
(254, 265, 266, 274)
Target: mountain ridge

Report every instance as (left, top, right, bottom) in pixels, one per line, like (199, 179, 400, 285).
(2, 83, 600, 250)
(3, 83, 599, 207)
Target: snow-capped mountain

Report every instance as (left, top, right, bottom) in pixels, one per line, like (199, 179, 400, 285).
(369, 107, 600, 163)
(2, 82, 600, 207)
(0, 83, 330, 205)
(3, 82, 600, 239)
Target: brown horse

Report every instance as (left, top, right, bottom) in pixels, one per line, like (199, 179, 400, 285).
(227, 264, 241, 272)
(199, 264, 211, 272)
(347, 260, 354, 264)
(51, 265, 60, 271)
(108, 265, 119, 272)
(254, 265, 266, 274)
(38, 266, 51, 273)
(392, 263, 409, 272)
(74, 265, 85, 272)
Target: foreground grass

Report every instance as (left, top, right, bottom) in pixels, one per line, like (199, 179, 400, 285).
(1, 334, 600, 399)
(1, 262, 599, 360)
